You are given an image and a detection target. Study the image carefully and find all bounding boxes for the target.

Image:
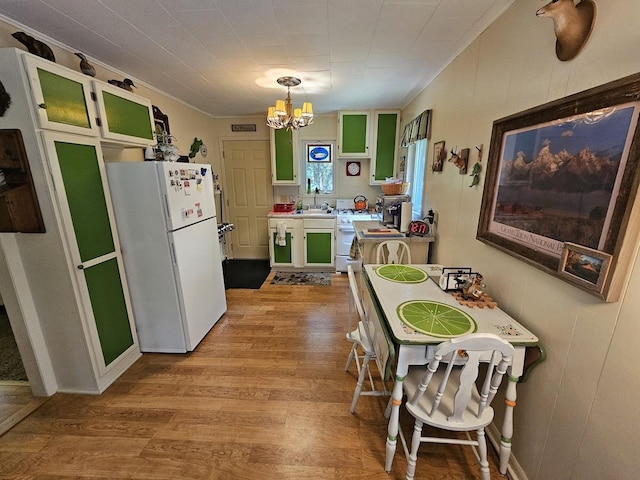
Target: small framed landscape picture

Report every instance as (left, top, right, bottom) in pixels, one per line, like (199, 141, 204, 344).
(558, 243, 612, 294)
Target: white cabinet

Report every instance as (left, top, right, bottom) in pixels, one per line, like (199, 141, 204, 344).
(338, 111, 370, 157)
(303, 218, 335, 267)
(21, 50, 155, 147)
(92, 81, 155, 146)
(22, 54, 100, 137)
(269, 216, 336, 269)
(0, 47, 141, 394)
(270, 128, 299, 184)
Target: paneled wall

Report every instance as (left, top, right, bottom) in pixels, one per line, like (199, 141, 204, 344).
(401, 1, 640, 479)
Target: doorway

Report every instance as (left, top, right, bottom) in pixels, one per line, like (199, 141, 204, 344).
(222, 140, 272, 259)
(0, 300, 27, 382)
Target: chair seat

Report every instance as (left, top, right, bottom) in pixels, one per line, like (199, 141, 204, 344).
(346, 321, 373, 354)
(403, 366, 495, 432)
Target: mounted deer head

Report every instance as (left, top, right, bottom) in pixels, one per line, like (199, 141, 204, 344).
(536, 0, 597, 61)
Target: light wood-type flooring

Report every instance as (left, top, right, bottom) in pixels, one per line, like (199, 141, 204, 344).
(0, 271, 505, 479)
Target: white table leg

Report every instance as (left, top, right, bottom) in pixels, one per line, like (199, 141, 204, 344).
(385, 373, 404, 472)
(499, 374, 519, 475)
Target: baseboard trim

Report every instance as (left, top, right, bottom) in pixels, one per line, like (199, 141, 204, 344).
(487, 423, 529, 480)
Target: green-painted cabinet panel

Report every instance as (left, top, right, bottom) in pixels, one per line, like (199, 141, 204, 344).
(270, 128, 298, 184)
(22, 54, 99, 137)
(43, 133, 137, 373)
(371, 111, 400, 183)
(338, 111, 370, 157)
(84, 258, 134, 365)
(93, 82, 155, 146)
(305, 231, 333, 264)
(102, 92, 154, 139)
(38, 69, 92, 128)
(272, 232, 293, 264)
(55, 141, 115, 262)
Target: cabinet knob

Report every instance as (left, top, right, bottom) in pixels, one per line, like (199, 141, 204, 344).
(38, 103, 47, 109)
(77, 264, 84, 270)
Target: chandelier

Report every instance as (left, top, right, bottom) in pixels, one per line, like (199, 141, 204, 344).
(266, 76, 313, 130)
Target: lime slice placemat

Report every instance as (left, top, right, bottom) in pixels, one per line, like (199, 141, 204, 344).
(376, 264, 428, 283)
(397, 300, 477, 337)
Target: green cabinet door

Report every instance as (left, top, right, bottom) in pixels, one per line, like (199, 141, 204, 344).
(272, 231, 293, 264)
(338, 111, 370, 157)
(371, 111, 400, 183)
(23, 55, 99, 137)
(45, 135, 135, 367)
(305, 230, 334, 265)
(93, 82, 155, 146)
(270, 128, 298, 184)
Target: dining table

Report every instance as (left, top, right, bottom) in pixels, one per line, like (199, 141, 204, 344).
(360, 264, 539, 475)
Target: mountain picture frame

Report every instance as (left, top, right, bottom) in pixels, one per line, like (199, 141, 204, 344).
(477, 73, 640, 302)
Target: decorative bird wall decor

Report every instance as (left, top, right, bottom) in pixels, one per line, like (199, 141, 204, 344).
(108, 78, 135, 92)
(74, 52, 96, 77)
(0, 80, 11, 117)
(189, 138, 203, 158)
(536, 0, 597, 61)
(11, 31, 55, 62)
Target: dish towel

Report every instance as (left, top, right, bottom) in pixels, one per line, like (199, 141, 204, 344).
(349, 234, 359, 259)
(276, 221, 287, 246)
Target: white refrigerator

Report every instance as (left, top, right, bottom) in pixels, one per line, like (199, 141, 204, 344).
(106, 161, 227, 352)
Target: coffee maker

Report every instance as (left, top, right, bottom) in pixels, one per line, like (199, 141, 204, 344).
(376, 194, 410, 227)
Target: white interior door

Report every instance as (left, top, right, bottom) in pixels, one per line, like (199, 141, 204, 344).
(223, 140, 272, 259)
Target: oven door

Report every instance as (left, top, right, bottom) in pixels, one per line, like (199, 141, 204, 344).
(336, 223, 356, 256)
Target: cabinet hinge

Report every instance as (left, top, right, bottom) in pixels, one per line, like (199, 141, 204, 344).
(95, 117, 102, 127)
(90, 91, 97, 102)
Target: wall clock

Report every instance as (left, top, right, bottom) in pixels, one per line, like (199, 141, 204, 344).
(346, 161, 361, 176)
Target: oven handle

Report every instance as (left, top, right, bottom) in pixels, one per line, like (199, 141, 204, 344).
(338, 225, 356, 233)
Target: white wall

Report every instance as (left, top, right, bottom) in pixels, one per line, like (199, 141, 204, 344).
(402, 1, 640, 479)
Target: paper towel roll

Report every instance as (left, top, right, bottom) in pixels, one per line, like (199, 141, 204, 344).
(400, 202, 412, 232)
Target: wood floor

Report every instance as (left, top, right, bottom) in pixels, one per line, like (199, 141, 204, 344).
(0, 272, 504, 479)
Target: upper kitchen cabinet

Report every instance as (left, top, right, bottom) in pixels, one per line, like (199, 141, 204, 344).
(22, 54, 100, 137)
(370, 110, 400, 184)
(270, 128, 299, 184)
(338, 111, 370, 157)
(92, 81, 155, 146)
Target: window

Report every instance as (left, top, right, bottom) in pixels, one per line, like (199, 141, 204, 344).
(304, 141, 334, 194)
(406, 138, 427, 219)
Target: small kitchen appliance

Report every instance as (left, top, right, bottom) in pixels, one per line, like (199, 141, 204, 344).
(376, 194, 410, 227)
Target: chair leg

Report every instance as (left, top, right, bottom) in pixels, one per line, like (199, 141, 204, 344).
(477, 428, 490, 480)
(344, 343, 357, 371)
(350, 352, 371, 413)
(405, 419, 423, 480)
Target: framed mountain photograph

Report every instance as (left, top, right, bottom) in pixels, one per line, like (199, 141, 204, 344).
(477, 73, 640, 301)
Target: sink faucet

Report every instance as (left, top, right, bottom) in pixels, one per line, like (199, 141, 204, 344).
(313, 187, 319, 208)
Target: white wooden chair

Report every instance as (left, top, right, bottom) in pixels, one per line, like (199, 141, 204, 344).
(376, 240, 412, 264)
(399, 333, 514, 480)
(345, 265, 389, 413)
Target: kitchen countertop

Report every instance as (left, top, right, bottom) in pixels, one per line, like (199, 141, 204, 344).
(268, 210, 336, 219)
(353, 220, 435, 242)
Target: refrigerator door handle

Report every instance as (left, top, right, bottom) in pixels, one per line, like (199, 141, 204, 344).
(163, 193, 170, 221)
(169, 241, 177, 266)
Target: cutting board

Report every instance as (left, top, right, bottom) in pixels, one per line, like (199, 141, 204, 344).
(359, 228, 405, 238)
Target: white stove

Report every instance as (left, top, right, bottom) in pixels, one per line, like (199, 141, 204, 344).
(335, 199, 376, 272)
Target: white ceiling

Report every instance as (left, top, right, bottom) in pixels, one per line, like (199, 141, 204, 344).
(0, 0, 514, 118)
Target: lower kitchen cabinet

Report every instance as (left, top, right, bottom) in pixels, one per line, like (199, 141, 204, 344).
(269, 217, 301, 267)
(269, 216, 336, 269)
(303, 218, 335, 267)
